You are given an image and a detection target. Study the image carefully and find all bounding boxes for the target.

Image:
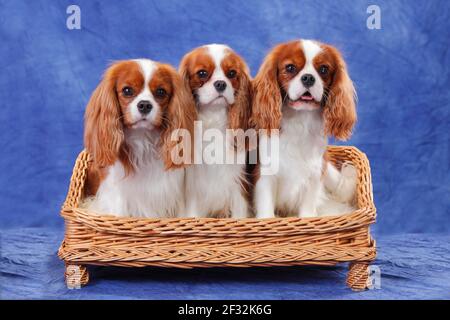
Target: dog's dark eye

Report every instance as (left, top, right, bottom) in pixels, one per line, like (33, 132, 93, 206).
(155, 87, 166, 98)
(122, 86, 134, 97)
(285, 64, 297, 73)
(227, 69, 237, 79)
(197, 70, 208, 79)
(319, 65, 329, 75)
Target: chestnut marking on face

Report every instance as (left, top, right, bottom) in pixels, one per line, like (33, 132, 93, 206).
(182, 44, 247, 107)
(110, 59, 178, 130)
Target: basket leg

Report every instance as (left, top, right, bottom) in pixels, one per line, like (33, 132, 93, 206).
(65, 264, 89, 289)
(346, 262, 370, 291)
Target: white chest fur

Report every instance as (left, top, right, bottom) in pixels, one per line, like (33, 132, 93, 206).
(255, 107, 328, 218)
(88, 129, 185, 218)
(275, 108, 327, 213)
(185, 104, 248, 218)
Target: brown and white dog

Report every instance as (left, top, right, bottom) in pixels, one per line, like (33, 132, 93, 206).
(84, 59, 196, 218)
(251, 40, 358, 218)
(179, 44, 252, 218)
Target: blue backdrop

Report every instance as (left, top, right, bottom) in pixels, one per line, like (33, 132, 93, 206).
(1, 0, 450, 300)
(0, 0, 449, 233)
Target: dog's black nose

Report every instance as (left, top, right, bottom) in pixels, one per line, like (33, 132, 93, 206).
(137, 100, 152, 115)
(301, 74, 315, 88)
(214, 80, 227, 92)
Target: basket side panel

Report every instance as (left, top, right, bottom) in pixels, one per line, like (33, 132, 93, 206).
(58, 224, 376, 267)
(62, 150, 91, 209)
(59, 146, 377, 269)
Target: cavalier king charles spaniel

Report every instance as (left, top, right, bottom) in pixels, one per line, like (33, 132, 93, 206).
(251, 39, 358, 218)
(84, 59, 196, 218)
(179, 44, 252, 218)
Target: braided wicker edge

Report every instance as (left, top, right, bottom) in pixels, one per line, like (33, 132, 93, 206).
(59, 238, 376, 267)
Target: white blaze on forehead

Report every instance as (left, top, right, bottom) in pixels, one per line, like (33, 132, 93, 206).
(300, 40, 322, 63)
(204, 43, 230, 67)
(133, 58, 157, 86)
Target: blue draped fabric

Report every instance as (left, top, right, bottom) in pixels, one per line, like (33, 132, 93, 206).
(1, 229, 450, 299)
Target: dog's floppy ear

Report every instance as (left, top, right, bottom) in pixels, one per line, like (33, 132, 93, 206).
(84, 63, 124, 168)
(228, 59, 252, 132)
(250, 45, 283, 132)
(178, 52, 192, 94)
(322, 46, 357, 140)
(161, 64, 197, 169)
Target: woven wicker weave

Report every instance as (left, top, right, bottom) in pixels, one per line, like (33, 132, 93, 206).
(58, 146, 376, 291)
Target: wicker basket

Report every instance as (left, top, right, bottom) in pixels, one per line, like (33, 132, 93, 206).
(58, 146, 376, 291)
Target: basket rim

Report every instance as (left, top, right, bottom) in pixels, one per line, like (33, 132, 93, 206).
(60, 145, 376, 238)
(61, 206, 375, 237)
